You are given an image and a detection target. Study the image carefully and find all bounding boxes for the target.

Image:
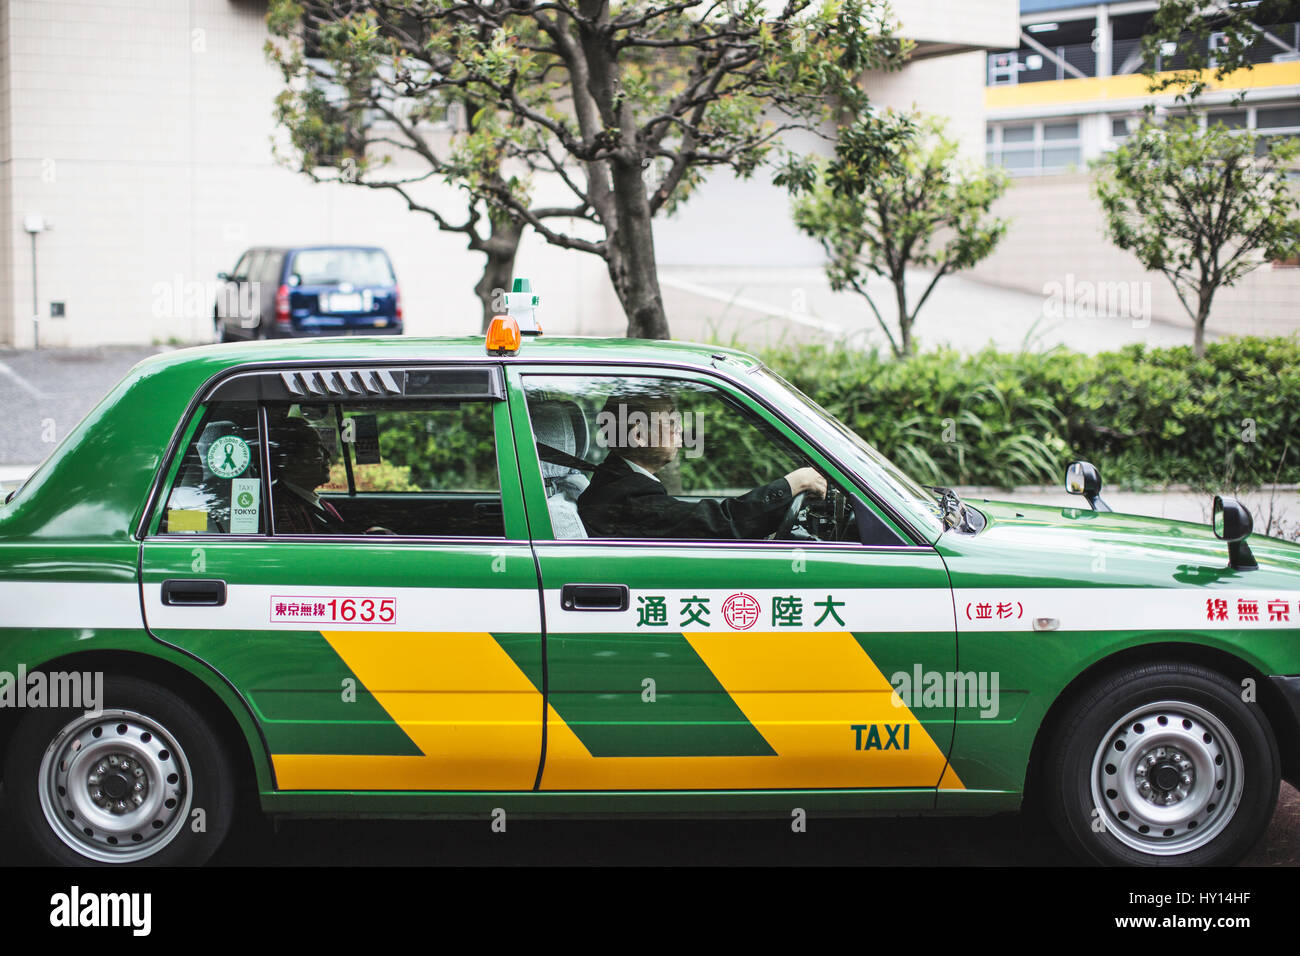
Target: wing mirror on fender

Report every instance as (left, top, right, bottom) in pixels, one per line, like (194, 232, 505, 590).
(1065, 460, 1111, 512)
(1213, 495, 1257, 571)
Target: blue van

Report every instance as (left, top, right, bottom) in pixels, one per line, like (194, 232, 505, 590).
(214, 245, 402, 339)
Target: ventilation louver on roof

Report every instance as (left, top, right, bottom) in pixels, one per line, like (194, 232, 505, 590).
(203, 365, 504, 402)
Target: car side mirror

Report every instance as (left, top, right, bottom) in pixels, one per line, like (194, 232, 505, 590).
(1065, 460, 1111, 512)
(1213, 495, 1257, 570)
(217, 271, 231, 282)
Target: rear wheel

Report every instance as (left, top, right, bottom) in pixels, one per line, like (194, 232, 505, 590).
(1045, 661, 1278, 866)
(3, 675, 235, 865)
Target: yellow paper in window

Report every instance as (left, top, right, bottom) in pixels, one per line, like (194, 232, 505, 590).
(167, 509, 208, 532)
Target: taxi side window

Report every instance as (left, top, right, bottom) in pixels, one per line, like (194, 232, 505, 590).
(159, 401, 264, 535)
(265, 400, 503, 537)
(523, 375, 848, 542)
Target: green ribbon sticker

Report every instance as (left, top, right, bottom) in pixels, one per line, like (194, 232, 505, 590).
(207, 435, 251, 479)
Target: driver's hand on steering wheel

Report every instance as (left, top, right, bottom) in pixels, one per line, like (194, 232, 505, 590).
(784, 467, 827, 499)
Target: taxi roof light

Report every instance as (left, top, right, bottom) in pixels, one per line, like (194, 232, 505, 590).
(485, 315, 522, 355)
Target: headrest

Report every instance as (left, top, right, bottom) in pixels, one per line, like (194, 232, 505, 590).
(532, 399, 589, 479)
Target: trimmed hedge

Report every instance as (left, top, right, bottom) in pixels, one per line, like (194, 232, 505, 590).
(758, 336, 1300, 489)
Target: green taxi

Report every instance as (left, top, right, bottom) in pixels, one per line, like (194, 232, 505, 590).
(2, 317, 1298, 867)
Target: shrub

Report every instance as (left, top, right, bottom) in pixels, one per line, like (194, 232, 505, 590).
(756, 337, 1300, 489)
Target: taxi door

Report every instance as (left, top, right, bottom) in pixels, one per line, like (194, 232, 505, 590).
(509, 366, 961, 798)
(139, 363, 544, 792)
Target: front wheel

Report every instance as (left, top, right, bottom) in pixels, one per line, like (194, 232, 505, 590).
(3, 675, 235, 865)
(1045, 662, 1279, 866)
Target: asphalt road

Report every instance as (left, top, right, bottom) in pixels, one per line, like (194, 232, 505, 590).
(204, 782, 1300, 865)
(0, 345, 166, 472)
(2, 782, 1297, 865)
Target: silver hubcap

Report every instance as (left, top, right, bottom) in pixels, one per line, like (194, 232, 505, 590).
(1091, 699, 1243, 856)
(38, 709, 192, 863)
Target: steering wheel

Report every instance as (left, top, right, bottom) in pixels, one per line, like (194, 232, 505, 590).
(772, 491, 807, 540)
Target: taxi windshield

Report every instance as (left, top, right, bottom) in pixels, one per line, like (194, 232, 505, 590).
(751, 366, 946, 540)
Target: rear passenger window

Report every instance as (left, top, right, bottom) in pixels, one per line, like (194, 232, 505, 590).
(264, 401, 503, 537)
(159, 402, 264, 534)
(258, 252, 283, 285)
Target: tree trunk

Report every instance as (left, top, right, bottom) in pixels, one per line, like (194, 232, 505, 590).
(1193, 286, 1214, 358)
(606, 159, 671, 340)
(892, 271, 911, 358)
(473, 218, 524, 333)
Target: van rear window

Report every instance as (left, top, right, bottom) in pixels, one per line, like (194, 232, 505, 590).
(289, 249, 395, 287)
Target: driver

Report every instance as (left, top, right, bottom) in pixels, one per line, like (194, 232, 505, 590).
(269, 416, 351, 534)
(577, 391, 826, 539)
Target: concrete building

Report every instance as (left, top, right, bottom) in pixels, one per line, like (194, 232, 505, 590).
(973, 0, 1300, 337)
(0, 0, 1018, 348)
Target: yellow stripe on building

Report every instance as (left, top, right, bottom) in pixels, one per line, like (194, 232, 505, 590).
(985, 62, 1300, 111)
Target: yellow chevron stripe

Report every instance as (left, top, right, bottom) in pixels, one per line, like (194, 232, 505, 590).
(273, 631, 542, 791)
(274, 629, 963, 793)
(537, 631, 959, 790)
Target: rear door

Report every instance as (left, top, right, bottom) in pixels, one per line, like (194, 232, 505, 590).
(509, 366, 960, 797)
(215, 251, 251, 335)
(139, 363, 544, 792)
(234, 249, 267, 336)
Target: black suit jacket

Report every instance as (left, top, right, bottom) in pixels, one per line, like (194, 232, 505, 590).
(577, 455, 792, 539)
(272, 482, 351, 535)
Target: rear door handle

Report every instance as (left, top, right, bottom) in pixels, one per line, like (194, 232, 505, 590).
(560, 584, 629, 612)
(161, 579, 227, 607)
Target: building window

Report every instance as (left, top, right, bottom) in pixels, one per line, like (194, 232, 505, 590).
(1107, 102, 1300, 154)
(987, 120, 1082, 175)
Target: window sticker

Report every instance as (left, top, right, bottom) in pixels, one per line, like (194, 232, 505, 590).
(351, 414, 381, 465)
(230, 478, 260, 534)
(206, 435, 251, 478)
(167, 509, 208, 532)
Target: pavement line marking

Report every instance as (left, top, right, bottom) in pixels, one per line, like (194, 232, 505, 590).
(0, 359, 45, 399)
(658, 274, 846, 335)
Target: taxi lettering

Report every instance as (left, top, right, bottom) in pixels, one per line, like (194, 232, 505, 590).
(850, 723, 910, 751)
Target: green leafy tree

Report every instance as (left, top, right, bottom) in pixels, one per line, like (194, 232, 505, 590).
(782, 113, 1009, 358)
(268, 1, 565, 331)
(269, 0, 910, 339)
(1093, 115, 1300, 356)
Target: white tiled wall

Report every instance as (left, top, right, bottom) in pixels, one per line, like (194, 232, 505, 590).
(0, 0, 1032, 347)
(970, 171, 1300, 337)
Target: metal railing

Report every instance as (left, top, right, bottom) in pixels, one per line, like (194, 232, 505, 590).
(988, 22, 1300, 87)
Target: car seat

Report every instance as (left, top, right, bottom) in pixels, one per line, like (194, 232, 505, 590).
(531, 399, 591, 539)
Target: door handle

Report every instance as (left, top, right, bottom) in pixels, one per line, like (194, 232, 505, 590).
(161, 579, 227, 607)
(560, 584, 629, 612)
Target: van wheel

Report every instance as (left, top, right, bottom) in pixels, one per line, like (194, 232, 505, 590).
(1045, 661, 1278, 866)
(3, 675, 235, 865)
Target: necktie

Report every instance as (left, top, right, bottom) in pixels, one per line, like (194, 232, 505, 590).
(321, 499, 343, 523)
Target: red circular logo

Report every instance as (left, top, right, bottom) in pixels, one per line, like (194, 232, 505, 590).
(722, 592, 761, 630)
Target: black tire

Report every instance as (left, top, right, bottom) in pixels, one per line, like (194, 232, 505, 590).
(1045, 661, 1278, 866)
(3, 674, 235, 866)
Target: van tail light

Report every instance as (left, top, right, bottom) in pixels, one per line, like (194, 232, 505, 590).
(395, 286, 403, 322)
(275, 285, 290, 325)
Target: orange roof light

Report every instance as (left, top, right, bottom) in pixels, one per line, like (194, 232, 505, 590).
(485, 315, 522, 355)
